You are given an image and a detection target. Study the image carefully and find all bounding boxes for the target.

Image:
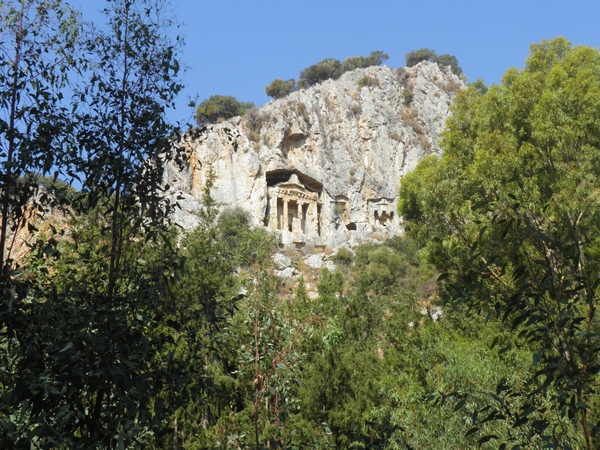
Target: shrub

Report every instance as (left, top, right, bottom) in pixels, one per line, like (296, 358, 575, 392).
(395, 66, 407, 79)
(405, 48, 464, 76)
(434, 53, 463, 76)
(469, 78, 488, 94)
(405, 48, 436, 67)
(417, 134, 432, 150)
(385, 235, 420, 265)
(244, 107, 264, 132)
(297, 51, 389, 88)
(295, 78, 309, 90)
(402, 89, 414, 106)
(265, 78, 295, 99)
(366, 246, 406, 286)
(342, 50, 389, 72)
(401, 109, 423, 134)
(298, 58, 343, 87)
(295, 101, 310, 123)
(357, 75, 377, 87)
(332, 247, 354, 266)
(334, 202, 347, 216)
(442, 80, 463, 95)
(195, 95, 254, 125)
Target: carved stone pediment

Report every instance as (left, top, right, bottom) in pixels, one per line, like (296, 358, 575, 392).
(266, 171, 322, 237)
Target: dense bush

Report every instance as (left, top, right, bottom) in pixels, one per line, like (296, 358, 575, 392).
(265, 78, 295, 99)
(400, 37, 600, 448)
(341, 50, 389, 72)
(264, 51, 389, 100)
(405, 47, 437, 67)
(298, 57, 343, 87)
(433, 53, 462, 76)
(405, 47, 464, 76)
(243, 106, 264, 133)
(357, 75, 377, 87)
(155, 231, 539, 448)
(195, 94, 255, 125)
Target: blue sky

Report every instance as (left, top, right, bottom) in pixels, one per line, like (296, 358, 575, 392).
(75, 0, 600, 124)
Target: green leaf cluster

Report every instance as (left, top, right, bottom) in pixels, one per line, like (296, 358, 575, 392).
(166, 235, 538, 448)
(405, 47, 463, 76)
(400, 37, 600, 449)
(0, 0, 195, 447)
(265, 78, 296, 99)
(265, 51, 389, 99)
(194, 95, 255, 125)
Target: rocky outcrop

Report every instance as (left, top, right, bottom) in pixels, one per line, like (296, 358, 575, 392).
(165, 61, 463, 248)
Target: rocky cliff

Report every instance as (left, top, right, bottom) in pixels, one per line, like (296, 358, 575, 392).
(165, 61, 464, 248)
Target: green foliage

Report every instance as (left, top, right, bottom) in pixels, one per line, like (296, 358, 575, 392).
(405, 47, 437, 67)
(297, 50, 389, 88)
(145, 222, 542, 449)
(195, 94, 255, 125)
(4, 6, 594, 448)
(402, 88, 414, 105)
(22, 209, 191, 449)
(385, 235, 420, 264)
(284, 237, 534, 448)
(36, 174, 77, 195)
(433, 53, 463, 76)
(139, 171, 277, 449)
(405, 47, 464, 76)
(170, 246, 318, 448)
(332, 247, 354, 266)
(318, 267, 345, 298)
(0, 0, 83, 445)
(468, 77, 488, 94)
(400, 37, 600, 449)
(334, 202, 347, 216)
(357, 75, 377, 87)
(299, 58, 343, 87)
(265, 78, 295, 99)
(0, 0, 81, 276)
(341, 50, 389, 72)
(0, 0, 194, 447)
(365, 246, 405, 287)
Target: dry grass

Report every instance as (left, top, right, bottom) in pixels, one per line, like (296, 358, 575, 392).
(416, 134, 432, 151)
(442, 80, 463, 95)
(401, 109, 424, 135)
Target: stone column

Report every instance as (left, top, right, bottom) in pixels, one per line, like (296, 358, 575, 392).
(269, 194, 278, 230)
(297, 202, 303, 234)
(283, 200, 289, 231)
(306, 201, 315, 235)
(304, 201, 311, 235)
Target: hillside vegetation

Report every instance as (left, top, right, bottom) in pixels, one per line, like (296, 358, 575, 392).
(0, 0, 598, 447)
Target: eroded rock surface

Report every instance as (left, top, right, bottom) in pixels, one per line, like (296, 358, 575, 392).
(166, 61, 463, 248)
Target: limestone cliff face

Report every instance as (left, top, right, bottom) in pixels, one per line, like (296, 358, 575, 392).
(165, 61, 464, 248)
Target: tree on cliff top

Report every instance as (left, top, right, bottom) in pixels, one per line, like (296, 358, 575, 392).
(341, 50, 389, 72)
(265, 78, 295, 99)
(195, 94, 255, 125)
(268, 50, 390, 95)
(405, 47, 463, 76)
